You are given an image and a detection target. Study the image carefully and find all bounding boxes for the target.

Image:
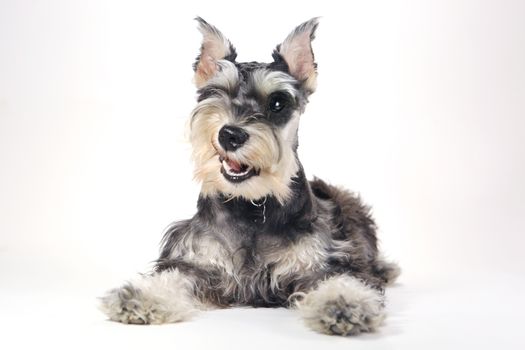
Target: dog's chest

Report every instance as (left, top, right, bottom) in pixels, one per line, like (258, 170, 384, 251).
(257, 234, 330, 285)
(188, 226, 330, 282)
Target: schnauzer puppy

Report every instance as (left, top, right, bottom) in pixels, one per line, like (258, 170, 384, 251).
(100, 17, 400, 336)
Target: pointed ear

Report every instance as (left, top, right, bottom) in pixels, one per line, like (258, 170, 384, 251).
(274, 18, 319, 93)
(193, 17, 237, 88)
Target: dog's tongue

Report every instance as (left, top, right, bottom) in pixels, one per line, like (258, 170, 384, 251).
(227, 159, 242, 172)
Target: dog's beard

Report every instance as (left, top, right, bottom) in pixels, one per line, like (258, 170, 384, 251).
(190, 98, 299, 204)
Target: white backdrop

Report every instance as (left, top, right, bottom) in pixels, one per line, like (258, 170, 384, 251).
(1, 1, 524, 349)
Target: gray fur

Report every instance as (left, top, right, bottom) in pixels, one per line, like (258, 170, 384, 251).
(99, 17, 400, 336)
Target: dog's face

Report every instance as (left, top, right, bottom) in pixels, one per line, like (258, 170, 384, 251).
(190, 18, 318, 203)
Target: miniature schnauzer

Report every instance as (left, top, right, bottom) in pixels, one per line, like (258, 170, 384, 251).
(100, 17, 400, 336)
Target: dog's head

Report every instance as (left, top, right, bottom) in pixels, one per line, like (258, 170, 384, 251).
(189, 17, 319, 204)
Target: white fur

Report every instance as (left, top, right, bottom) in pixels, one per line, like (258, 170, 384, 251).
(294, 275, 385, 335)
(206, 60, 240, 91)
(185, 234, 236, 275)
(251, 69, 298, 98)
(266, 235, 328, 290)
(99, 269, 203, 324)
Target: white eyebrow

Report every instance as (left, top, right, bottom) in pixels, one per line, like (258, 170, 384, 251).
(205, 59, 240, 92)
(251, 69, 298, 98)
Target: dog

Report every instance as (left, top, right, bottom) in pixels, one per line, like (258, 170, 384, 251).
(100, 17, 400, 336)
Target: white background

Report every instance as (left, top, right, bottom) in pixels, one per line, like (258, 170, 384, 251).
(1, 0, 524, 349)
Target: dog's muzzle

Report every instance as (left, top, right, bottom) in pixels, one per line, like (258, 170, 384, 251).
(215, 125, 260, 183)
(216, 125, 259, 183)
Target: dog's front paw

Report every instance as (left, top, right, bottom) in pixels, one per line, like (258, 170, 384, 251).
(99, 283, 161, 324)
(316, 296, 384, 335)
(296, 275, 385, 336)
(100, 284, 155, 324)
(99, 271, 200, 324)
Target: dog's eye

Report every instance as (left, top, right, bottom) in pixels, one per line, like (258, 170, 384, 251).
(268, 92, 290, 113)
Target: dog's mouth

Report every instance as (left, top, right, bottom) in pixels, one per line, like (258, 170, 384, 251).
(219, 155, 259, 183)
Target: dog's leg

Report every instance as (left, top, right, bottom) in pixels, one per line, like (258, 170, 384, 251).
(99, 269, 201, 324)
(295, 275, 385, 336)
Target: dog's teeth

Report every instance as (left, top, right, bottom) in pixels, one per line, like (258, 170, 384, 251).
(222, 160, 251, 177)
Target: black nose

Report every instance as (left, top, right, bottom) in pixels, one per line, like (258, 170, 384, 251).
(218, 125, 249, 151)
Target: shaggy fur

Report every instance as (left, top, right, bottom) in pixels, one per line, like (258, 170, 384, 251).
(100, 17, 400, 336)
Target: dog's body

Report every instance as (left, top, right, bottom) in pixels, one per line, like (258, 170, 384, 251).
(100, 18, 399, 336)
